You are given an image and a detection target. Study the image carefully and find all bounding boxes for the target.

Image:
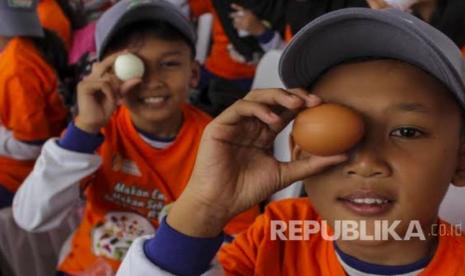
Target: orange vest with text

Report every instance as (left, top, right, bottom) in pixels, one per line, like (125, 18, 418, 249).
(219, 198, 465, 275)
(59, 105, 260, 273)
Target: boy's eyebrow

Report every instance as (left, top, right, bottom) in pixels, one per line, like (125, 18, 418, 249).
(159, 51, 184, 57)
(388, 103, 430, 114)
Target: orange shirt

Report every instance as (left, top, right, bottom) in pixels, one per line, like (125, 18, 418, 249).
(462, 46, 465, 58)
(37, 0, 72, 49)
(219, 198, 465, 275)
(284, 25, 293, 42)
(189, 0, 256, 80)
(0, 38, 68, 192)
(59, 105, 259, 273)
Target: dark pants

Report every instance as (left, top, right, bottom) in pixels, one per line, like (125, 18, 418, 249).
(0, 185, 14, 209)
(192, 67, 254, 117)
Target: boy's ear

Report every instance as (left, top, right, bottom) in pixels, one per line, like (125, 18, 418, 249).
(452, 142, 465, 187)
(290, 134, 303, 162)
(189, 60, 201, 88)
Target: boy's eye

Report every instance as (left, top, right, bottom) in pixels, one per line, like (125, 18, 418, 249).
(160, 61, 181, 67)
(390, 127, 424, 138)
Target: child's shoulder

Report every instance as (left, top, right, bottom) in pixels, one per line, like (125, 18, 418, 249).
(0, 38, 52, 79)
(1, 38, 38, 63)
(423, 220, 465, 273)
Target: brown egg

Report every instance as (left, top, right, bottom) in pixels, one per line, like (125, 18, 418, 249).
(292, 103, 365, 156)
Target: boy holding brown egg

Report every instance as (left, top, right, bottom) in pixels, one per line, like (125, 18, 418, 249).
(118, 7, 465, 276)
(12, 0, 259, 274)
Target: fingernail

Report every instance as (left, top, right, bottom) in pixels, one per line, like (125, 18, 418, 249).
(306, 94, 321, 106)
(269, 112, 280, 121)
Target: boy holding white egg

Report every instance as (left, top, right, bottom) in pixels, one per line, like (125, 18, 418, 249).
(118, 7, 465, 276)
(12, 0, 259, 274)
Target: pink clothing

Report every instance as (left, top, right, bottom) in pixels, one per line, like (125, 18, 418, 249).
(69, 21, 97, 65)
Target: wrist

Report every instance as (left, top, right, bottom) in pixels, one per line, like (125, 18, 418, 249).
(75, 118, 102, 135)
(167, 191, 230, 238)
(251, 24, 267, 36)
(58, 121, 104, 153)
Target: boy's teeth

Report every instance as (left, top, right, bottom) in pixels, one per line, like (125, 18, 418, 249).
(144, 97, 165, 104)
(350, 198, 388, 205)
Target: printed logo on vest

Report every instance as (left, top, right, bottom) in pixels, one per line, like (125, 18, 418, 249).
(112, 154, 142, 177)
(92, 212, 155, 261)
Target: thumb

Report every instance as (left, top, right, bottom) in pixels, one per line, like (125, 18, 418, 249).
(277, 154, 348, 188)
(120, 78, 142, 96)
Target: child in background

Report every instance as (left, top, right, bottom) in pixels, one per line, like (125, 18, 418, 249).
(366, 0, 465, 52)
(0, 0, 69, 208)
(229, 2, 286, 53)
(13, 0, 259, 274)
(188, 0, 285, 116)
(118, 8, 465, 275)
(37, 0, 73, 49)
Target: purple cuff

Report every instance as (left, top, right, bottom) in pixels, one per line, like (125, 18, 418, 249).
(256, 28, 275, 44)
(143, 218, 224, 276)
(58, 122, 104, 153)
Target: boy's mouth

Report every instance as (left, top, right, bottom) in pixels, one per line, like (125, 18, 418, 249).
(140, 96, 170, 106)
(337, 191, 395, 216)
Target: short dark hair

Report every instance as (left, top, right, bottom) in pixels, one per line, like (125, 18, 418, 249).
(103, 20, 196, 59)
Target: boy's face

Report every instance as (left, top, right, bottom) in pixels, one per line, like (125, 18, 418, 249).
(292, 60, 464, 239)
(110, 34, 199, 130)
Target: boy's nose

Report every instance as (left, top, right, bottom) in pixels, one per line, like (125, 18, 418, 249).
(144, 74, 164, 89)
(343, 143, 392, 178)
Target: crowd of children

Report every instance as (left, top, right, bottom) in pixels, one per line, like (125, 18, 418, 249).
(1, 0, 465, 275)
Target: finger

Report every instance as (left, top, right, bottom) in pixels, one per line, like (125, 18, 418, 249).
(243, 89, 308, 131)
(233, 20, 243, 30)
(100, 81, 118, 108)
(277, 154, 349, 188)
(229, 11, 243, 19)
(230, 3, 244, 11)
(288, 88, 322, 107)
(78, 79, 108, 95)
(120, 78, 142, 96)
(278, 90, 324, 127)
(216, 99, 281, 127)
(102, 73, 122, 95)
(245, 88, 306, 110)
(80, 79, 118, 103)
(92, 49, 129, 77)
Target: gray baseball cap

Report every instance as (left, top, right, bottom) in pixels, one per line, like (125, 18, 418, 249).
(0, 0, 43, 37)
(95, 0, 196, 60)
(279, 8, 465, 109)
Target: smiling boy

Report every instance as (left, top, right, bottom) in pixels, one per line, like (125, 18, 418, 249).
(117, 7, 465, 276)
(12, 0, 259, 274)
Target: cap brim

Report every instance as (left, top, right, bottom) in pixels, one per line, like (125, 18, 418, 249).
(97, 3, 195, 60)
(279, 8, 465, 108)
(0, 10, 43, 37)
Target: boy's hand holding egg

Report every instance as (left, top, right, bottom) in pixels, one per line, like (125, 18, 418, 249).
(292, 103, 365, 156)
(167, 89, 351, 238)
(75, 52, 143, 134)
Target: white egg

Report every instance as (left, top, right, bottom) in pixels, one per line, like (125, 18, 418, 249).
(114, 53, 145, 81)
